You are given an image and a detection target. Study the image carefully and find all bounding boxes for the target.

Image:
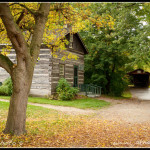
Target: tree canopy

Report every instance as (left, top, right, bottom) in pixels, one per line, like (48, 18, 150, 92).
(80, 2, 150, 96)
(0, 3, 115, 60)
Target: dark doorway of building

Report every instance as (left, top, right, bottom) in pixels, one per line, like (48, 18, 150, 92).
(74, 65, 78, 87)
(128, 69, 150, 87)
(133, 74, 149, 87)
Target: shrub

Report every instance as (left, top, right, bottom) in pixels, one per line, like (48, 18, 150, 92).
(56, 78, 79, 101)
(109, 73, 129, 97)
(0, 78, 13, 96)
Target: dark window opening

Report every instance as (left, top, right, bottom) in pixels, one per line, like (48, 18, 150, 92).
(74, 65, 78, 87)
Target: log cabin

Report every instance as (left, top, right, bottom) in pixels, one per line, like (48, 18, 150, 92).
(0, 31, 88, 97)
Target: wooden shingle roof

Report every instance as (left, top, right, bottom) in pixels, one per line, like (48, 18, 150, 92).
(127, 69, 150, 75)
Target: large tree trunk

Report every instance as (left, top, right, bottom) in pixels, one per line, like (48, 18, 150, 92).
(0, 3, 50, 136)
(3, 64, 34, 136)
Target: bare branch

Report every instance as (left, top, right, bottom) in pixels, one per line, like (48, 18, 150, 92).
(16, 9, 26, 25)
(0, 54, 13, 74)
(8, 3, 16, 7)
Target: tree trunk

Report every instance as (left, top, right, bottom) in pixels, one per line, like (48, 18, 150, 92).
(0, 3, 50, 136)
(3, 65, 33, 136)
(105, 68, 111, 94)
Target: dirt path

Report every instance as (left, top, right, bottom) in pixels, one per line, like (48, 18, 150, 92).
(130, 87, 150, 100)
(28, 102, 95, 115)
(1, 97, 150, 124)
(0, 99, 95, 115)
(93, 97, 150, 124)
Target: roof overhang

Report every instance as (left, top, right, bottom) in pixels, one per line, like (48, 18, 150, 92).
(127, 69, 150, 75)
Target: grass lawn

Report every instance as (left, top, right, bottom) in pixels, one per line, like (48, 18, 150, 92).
(0, 96, 110, 110)
(0, 101, 150, 148)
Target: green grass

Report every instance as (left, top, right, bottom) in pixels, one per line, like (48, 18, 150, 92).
(0, 101, 59, 121)
(0, 101, 9, 110)
(122, 90, 132, 98)
(0, 96, 10, 100)
(0, 96, 110, 110)
(0, 101, 69, 137)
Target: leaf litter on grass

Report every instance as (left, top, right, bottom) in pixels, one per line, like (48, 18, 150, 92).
(0, 101, 150, 148)
(0, 116, 150, 147)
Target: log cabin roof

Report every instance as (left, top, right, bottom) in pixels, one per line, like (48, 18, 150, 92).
(43, 25, 88, 55)
(127, 69, 150, 75)
(76, 32, 88, 55)
(66, 32, 88, 55)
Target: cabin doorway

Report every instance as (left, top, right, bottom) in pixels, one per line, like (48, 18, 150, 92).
(74, 65, 78, 87)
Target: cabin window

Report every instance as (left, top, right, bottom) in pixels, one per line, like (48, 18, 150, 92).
(74, 65, 78, 87)
(69, 34, 73, 48)
(59, 64, 65, 76)
(79, 64, 84, 71)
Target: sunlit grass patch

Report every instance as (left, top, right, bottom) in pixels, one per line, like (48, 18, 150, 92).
(0, 96, 10, 100)
(27, 97, 110, 110)
(122, 90, 132, 99)
(0, 101, 9, 122)
(0, 96, 110, 110)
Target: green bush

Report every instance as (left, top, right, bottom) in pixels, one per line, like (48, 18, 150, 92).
(56, 78, 79, 101)
(109, 73, 129, 97)
(0, 78, 13, 96)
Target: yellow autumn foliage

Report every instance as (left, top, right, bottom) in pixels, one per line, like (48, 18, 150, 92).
(0, 2, 115, 60)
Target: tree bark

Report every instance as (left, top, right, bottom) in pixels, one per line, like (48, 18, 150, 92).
(3, 59, 34, 135)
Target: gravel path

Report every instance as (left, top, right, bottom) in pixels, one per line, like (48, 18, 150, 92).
(93, 97, 150, 124)
(130, 87, 150, 100)
(1, 97, 150, 124)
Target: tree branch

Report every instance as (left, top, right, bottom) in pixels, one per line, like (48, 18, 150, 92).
(16, 3, 36, 16)
(0, 10, 25, 33)
(16, 9, 26, 25)
(0, 54, 13, 74)
(0, 3, 28, 56)
(30, 3, 50, 64)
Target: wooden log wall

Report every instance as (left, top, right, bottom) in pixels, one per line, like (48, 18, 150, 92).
(51, 51, 85, 94)
(0, 32, 87, 96)
(31, 48, 51, 96)
(0, 48, 16, 83)
(0, 47, 52, 96)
